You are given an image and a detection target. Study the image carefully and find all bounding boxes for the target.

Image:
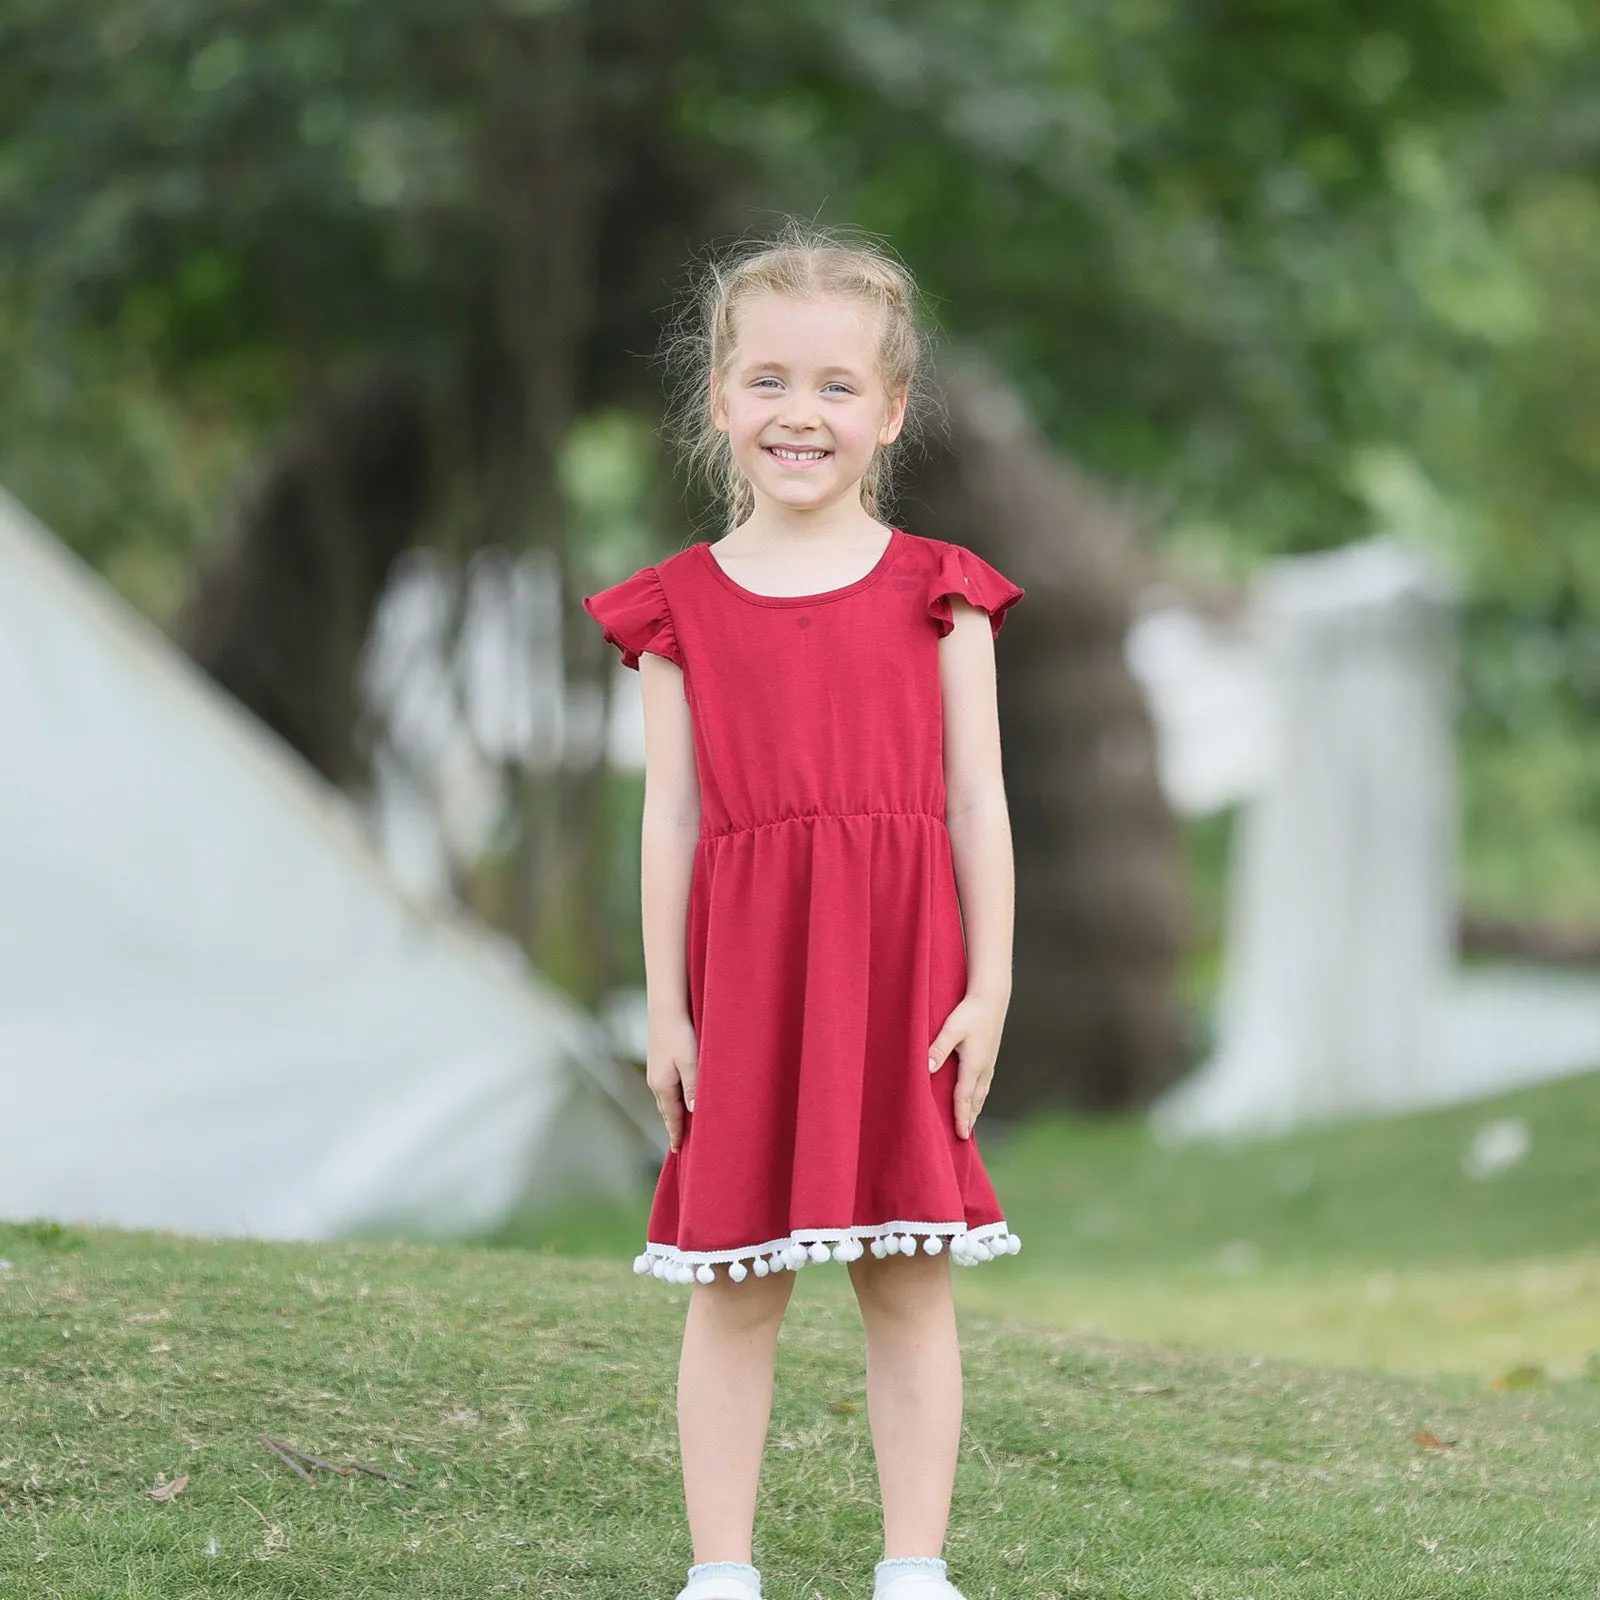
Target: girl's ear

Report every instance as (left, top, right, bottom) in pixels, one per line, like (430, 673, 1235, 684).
(879, 387, 909, 447)
(710, 371, 730, 433)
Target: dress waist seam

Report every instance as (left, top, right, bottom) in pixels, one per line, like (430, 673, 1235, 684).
(701, 808, 944, 841)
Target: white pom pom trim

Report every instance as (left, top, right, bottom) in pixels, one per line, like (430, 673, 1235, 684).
(630, 1222, 1021, 1285)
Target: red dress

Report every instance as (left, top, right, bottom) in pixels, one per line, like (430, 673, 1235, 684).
(582, 526, 1025, 1286)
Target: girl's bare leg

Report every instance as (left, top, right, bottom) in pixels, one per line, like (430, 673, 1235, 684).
(848, 1249, 963, 1556)
(678, 1269, 795, 1563)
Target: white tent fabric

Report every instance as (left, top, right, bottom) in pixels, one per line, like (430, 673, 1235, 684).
(1137, 539, 1600, 1139)
(0, 488, 659, 1240)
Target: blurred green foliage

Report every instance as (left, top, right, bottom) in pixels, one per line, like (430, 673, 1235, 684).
(1, 0, 1596, 915)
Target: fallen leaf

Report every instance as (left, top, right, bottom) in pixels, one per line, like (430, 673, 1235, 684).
(1491, 1364, 1545, 1392)
(148, 1474, 190, 1502)
(1413, 1430, 1454, 1451)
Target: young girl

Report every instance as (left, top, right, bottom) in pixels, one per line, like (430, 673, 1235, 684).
(583, 223, 1024, 1600)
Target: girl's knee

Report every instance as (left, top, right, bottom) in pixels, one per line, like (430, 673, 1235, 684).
(690, 1270, 793, 1330)
(848, 1251, 953, 1320)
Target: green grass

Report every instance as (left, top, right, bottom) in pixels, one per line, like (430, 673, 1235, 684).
(964, 1068, 1600, 1381)
(990, 1070, 1600, 1273)
(4, 1225, 1600, 1599)
(499, 1070, 1600, 1379)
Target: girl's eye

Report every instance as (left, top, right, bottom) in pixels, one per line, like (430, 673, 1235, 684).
(751, 377, 783, 391)
(824, 383, 854, 395)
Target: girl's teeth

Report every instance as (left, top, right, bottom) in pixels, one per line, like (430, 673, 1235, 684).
(770, 447, 828, 461)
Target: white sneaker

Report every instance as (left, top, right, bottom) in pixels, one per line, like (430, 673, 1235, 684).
(874, 1576, 966, 1600)
(676, 1577, 761, 1600)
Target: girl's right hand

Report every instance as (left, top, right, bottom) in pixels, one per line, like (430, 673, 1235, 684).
(646, 1014, 699, 1152)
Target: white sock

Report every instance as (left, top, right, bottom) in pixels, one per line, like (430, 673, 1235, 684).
(875, 1555, 948, 1590)
(687, 1559, 761, 1594)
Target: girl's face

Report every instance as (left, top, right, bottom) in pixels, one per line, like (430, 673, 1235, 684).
(712, 292, 907, 520)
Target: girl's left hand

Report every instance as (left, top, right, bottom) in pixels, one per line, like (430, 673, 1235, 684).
(928, 993, 1008, 1140)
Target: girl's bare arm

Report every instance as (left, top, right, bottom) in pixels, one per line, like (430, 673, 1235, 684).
(929, 597, 1016, 1138)
(639, 651, 702, 1150)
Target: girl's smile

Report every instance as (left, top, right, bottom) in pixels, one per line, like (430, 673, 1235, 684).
(763, 444, 833, 467)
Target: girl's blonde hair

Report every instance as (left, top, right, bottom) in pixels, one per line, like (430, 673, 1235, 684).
(666, 219, 934, 532)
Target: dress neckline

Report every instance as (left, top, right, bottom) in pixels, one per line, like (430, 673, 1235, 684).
(698, 527, 903, 607)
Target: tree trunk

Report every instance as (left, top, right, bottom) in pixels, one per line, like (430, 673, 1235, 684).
(476, 2, 605, 985)
(177, 364, 432, 787)
(901, 356, 1189, 1112)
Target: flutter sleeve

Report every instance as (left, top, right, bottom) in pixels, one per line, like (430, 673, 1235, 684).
(926, 542, 1026, 640)
(582, 565, 682, 670)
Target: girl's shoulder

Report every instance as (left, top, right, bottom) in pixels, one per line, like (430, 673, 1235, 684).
(898, 529, 1026, 640)
(654, 542, 705, 580)
(582, 561, 682, 671)
(581, 541, 719, 669)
